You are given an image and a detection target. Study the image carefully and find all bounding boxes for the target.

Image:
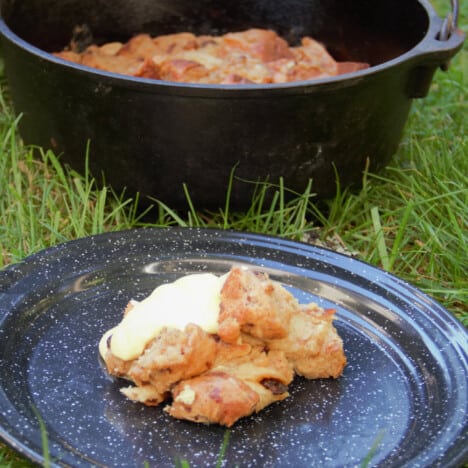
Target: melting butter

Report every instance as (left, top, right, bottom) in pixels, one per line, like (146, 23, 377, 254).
(99, 272, 227, 361)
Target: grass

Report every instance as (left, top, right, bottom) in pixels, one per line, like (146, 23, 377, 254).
(0, 0, 466, 465)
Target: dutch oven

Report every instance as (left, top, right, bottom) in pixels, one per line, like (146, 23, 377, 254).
(0, 0, 464, 208)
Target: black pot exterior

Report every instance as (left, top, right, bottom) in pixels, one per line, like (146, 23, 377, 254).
(0, 0, 464, 208)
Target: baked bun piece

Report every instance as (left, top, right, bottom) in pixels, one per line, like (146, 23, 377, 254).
(99, 267, 346, 426)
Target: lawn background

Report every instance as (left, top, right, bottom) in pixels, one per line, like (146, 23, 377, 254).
(0, 0, 466, 465)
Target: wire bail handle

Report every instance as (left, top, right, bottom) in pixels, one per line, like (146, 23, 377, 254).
(439, 0, 459, 41)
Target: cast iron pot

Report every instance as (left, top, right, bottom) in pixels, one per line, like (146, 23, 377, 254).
(0, 0, 464, 208)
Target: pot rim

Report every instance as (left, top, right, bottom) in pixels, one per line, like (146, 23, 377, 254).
(0, 0, 464, 96)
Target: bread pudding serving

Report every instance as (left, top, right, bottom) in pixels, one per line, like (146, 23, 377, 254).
(56, 28, 368, 85)
(99, 267, 346, 427)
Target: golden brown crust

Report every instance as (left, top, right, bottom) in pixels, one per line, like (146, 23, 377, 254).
(127, 324, 217, 395)
(167, 372, 260, 427)
(218, 268, 295, 343)
(265, 304, 346, 379)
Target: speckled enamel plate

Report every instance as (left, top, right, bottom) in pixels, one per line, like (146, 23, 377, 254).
(0, 228, 467, 467)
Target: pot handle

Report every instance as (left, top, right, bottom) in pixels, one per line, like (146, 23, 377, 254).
(437, 0, 463, 70)
(407, 0, 464, 98)
(438, 0, 459, 42)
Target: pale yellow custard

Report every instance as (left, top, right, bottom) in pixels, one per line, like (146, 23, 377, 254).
(99, 272, 228, 361)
